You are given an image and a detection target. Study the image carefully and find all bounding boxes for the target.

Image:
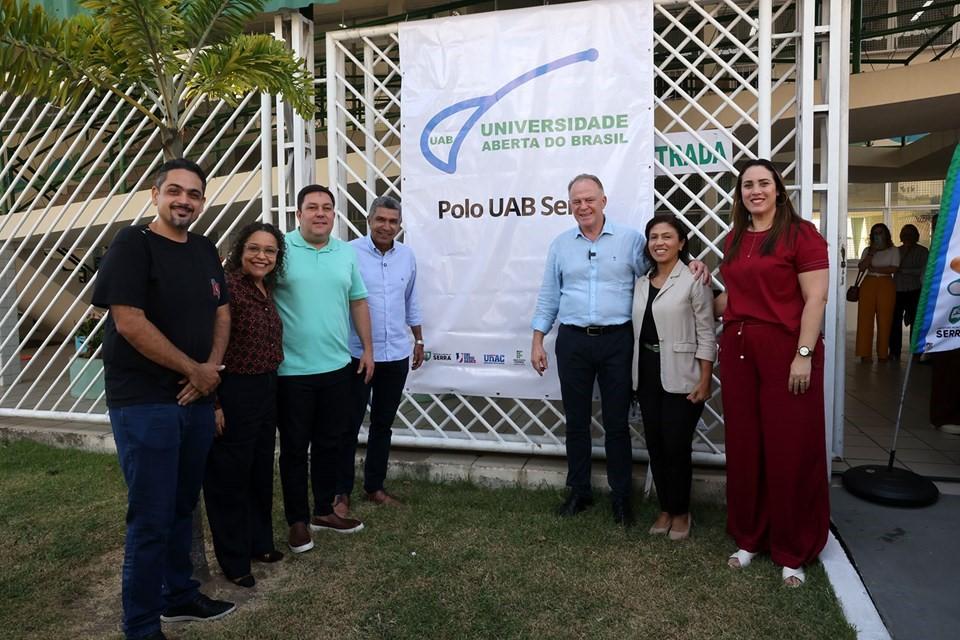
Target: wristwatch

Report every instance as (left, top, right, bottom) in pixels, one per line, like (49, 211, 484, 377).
(797, 346, 812, 357)
(415, 340, 425, 346)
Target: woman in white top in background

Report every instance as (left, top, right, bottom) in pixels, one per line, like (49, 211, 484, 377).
(856, 223, 900, 362)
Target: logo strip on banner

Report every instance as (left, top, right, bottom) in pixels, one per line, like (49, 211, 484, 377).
(401, 0, 654, 399)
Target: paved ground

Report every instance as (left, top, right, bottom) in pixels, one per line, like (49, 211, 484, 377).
(831, 487, 960, 640)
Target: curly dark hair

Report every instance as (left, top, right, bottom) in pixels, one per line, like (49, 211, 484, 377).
(224, 222, 286, 290)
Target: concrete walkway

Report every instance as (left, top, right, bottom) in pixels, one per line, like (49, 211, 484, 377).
(0, 414, 729, 502)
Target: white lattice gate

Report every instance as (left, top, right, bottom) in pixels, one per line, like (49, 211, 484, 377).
(323, 0, 850, 464)
(0, 1, 849, 466)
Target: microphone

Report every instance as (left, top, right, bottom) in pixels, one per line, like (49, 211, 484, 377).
(588, 250, 596, 260)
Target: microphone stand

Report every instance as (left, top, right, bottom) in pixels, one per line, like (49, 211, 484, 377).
(842, 354, 940, 507)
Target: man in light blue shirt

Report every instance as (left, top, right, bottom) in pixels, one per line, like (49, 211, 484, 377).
(532, 174, 709, 526)
(531, 174, 645, 526)
(334, 196, 424, 516)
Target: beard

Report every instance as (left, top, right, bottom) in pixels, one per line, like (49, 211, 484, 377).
(168, 207, 195, 228)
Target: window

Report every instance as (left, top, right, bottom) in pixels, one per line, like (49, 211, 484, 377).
(848, 180, 941, 259)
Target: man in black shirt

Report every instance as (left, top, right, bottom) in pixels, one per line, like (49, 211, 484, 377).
(92, 158, 234, 640)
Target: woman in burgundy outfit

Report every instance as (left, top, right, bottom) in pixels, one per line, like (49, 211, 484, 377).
(204, 222, 286, 587)
(714, 159, 830, 587)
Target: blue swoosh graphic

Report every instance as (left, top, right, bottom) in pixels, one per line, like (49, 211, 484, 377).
(419, 48, 600, 174)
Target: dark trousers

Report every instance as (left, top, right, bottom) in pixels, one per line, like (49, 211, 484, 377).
(337, 357, 409, 496)
(931, 348, 960, 427)
(555, 323, 634, 501)
(203, 372, 277, 580)
(109, 403, 215, 640)
(720, 323, 829, 569)
(889, 288, 921, 357)
(277, 364, 352, 525)
(636, 349, 704, 515)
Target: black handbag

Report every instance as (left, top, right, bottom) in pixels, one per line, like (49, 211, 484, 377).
(846, 270, 866, 302)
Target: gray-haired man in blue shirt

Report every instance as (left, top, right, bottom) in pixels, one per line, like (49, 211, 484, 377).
(336, 196, 424, 515)
(532, 174, 707, 527)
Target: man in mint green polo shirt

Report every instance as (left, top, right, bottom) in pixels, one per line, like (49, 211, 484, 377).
(274, 184, 375, 554)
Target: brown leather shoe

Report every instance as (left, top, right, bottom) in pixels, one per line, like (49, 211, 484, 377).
(310, 512, 364, 534)
(333, 494, 351, 518)
(288, 522, 314, 553)
(365, 489, 402, 506)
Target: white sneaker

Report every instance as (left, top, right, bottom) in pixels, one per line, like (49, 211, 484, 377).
(937, 424, 960, 435)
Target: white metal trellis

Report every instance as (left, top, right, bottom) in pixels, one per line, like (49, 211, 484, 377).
(0, 86, 277, 423)
(323, 0, 849, 465)
(0, 1, 849, 468)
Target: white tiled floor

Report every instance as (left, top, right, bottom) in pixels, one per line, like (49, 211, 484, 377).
(833, 332, 960, 479)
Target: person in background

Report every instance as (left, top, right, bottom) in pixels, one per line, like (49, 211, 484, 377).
(203, 222, 286, 588)
(888, 224, 928, 360)
(715, 158, 830, 588)
(856, 223, 899, 362)
(631, 214, 715, 541)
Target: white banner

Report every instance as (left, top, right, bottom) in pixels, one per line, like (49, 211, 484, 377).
(914, 144, 960, 353)
(400, 0, 653, 399)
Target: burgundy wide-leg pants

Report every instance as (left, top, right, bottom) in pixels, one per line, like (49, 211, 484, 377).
(720, 322, 829, 569)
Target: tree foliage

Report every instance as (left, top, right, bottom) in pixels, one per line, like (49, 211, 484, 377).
(0, 0, 315, 156)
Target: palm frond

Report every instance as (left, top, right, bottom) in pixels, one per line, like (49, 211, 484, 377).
(180, 0, 265, 49)
(79, 0, 183, 81)
(184, 34, 315, 122)
(0, 0, 160, 125)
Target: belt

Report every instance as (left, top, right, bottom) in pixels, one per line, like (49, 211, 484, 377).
(562, 322, 631, 336)
(642, 342, 660, 353)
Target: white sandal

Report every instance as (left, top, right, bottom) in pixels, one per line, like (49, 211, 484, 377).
(727, 549, 757, 569)
(782, 566, 806, 587)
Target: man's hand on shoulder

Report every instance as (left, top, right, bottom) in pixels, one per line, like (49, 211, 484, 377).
(688, 260, 712, 285)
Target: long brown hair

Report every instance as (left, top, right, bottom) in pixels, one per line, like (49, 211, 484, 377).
(723, 158, 804, 263)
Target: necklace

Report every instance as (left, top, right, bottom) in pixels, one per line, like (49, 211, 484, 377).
(746, 233, 759, 258)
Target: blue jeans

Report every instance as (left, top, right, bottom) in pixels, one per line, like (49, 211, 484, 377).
(109, 403, 216, 639)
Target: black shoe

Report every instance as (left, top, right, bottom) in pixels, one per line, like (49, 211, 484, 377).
(253, 550, 284, 563)
(229, 574, 255, 588)
(556, 492, 593, 517)
(612, 498, 634, 528)
(160, 593, 236, 622)
(135, 632, 167, 640)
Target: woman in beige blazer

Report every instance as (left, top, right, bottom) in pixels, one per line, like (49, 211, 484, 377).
(632, 214, 716, 540)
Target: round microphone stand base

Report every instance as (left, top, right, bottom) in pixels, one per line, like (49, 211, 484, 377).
(842, 464, 939, 508)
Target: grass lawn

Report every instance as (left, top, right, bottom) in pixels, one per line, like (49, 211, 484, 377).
(0, 439, 855, 639)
